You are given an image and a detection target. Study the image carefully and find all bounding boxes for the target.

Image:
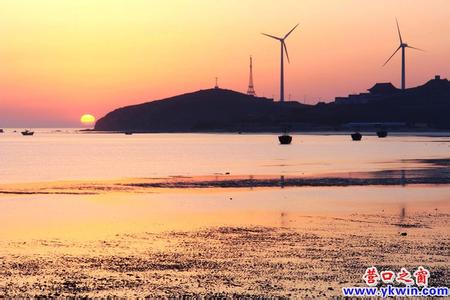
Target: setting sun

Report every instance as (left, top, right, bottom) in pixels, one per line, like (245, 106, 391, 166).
(80, 114, 96, 125)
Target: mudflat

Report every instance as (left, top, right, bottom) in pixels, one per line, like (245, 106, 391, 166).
(0, 184, 448, 297)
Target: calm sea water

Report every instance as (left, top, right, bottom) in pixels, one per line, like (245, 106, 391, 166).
(1, 129, 449, 184)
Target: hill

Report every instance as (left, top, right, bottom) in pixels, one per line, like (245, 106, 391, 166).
(94, 88, 308, 132)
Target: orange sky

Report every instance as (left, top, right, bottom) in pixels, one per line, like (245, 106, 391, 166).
(0, 0, 449, 127)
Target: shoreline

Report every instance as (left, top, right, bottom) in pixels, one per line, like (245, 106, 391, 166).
(2, 177, 450, 195)
(81, 129, 450, 136)
(1, 158, 449, 194)
(4, 128, 450, 138)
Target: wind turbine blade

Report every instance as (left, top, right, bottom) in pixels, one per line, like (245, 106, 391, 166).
(261, 33, 282, 40)
(383, 46, 401, 66)
(396, 18, 403, 44)
(284, 23, 299, 39)
(283, 42, 290, 63)
(407, 45, 425, 52)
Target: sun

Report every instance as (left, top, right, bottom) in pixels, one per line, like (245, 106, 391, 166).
(80, 114, 96, 125)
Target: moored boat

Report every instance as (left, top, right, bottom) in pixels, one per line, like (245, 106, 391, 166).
(351, 132, 362, 141)
(376, 130, 388, 138)
(21, 130, 34, 136)
(278, 134, 292, 144)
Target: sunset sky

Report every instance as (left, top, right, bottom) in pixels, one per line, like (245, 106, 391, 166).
(1, 0, 449, 127)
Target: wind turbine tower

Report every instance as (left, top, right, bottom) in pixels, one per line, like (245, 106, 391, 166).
(247, 56, 256, 96)
(383, 19, 423, 90)
(262, 24, 299, 102)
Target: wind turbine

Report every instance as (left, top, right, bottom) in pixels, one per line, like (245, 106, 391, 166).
(383, 18, 423, 90)
(262, 24, 299, 102)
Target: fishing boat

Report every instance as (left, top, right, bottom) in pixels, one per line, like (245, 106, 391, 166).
(279, 126, 293, 145)
(278, 134, 292, 144)
(351, 132, 362, 141)
(124, 131, 133, 135)
(21, 130, 34, 136)
(376, 130, 388, 138)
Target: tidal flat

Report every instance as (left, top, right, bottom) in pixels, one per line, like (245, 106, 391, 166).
(0, 184, 448, 297)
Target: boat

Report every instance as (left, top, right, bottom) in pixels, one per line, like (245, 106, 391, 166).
(278, 134, 292, 145)
(376, 130, 388, 138)
(21, 130, 34, 136)
(351, 132, 362, 141)
(124, 131, 133, 135)
(0, 129, 4, 133)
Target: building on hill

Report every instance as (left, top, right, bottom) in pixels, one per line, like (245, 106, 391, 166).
(335, 82, 400, 105)
(334, 76, 450, 105)
(423, 75, 449, 87)
(367, 83, 398, 95)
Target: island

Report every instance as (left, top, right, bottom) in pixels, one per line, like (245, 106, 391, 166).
(95, 75, 450, 132)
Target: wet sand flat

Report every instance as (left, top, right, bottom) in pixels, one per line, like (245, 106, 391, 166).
(0, 185, 449, 297)
(0, 213, 448, 297)
(1, 156, 450, 196)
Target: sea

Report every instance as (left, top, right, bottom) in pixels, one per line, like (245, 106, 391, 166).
(1, 128, 450, 184)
